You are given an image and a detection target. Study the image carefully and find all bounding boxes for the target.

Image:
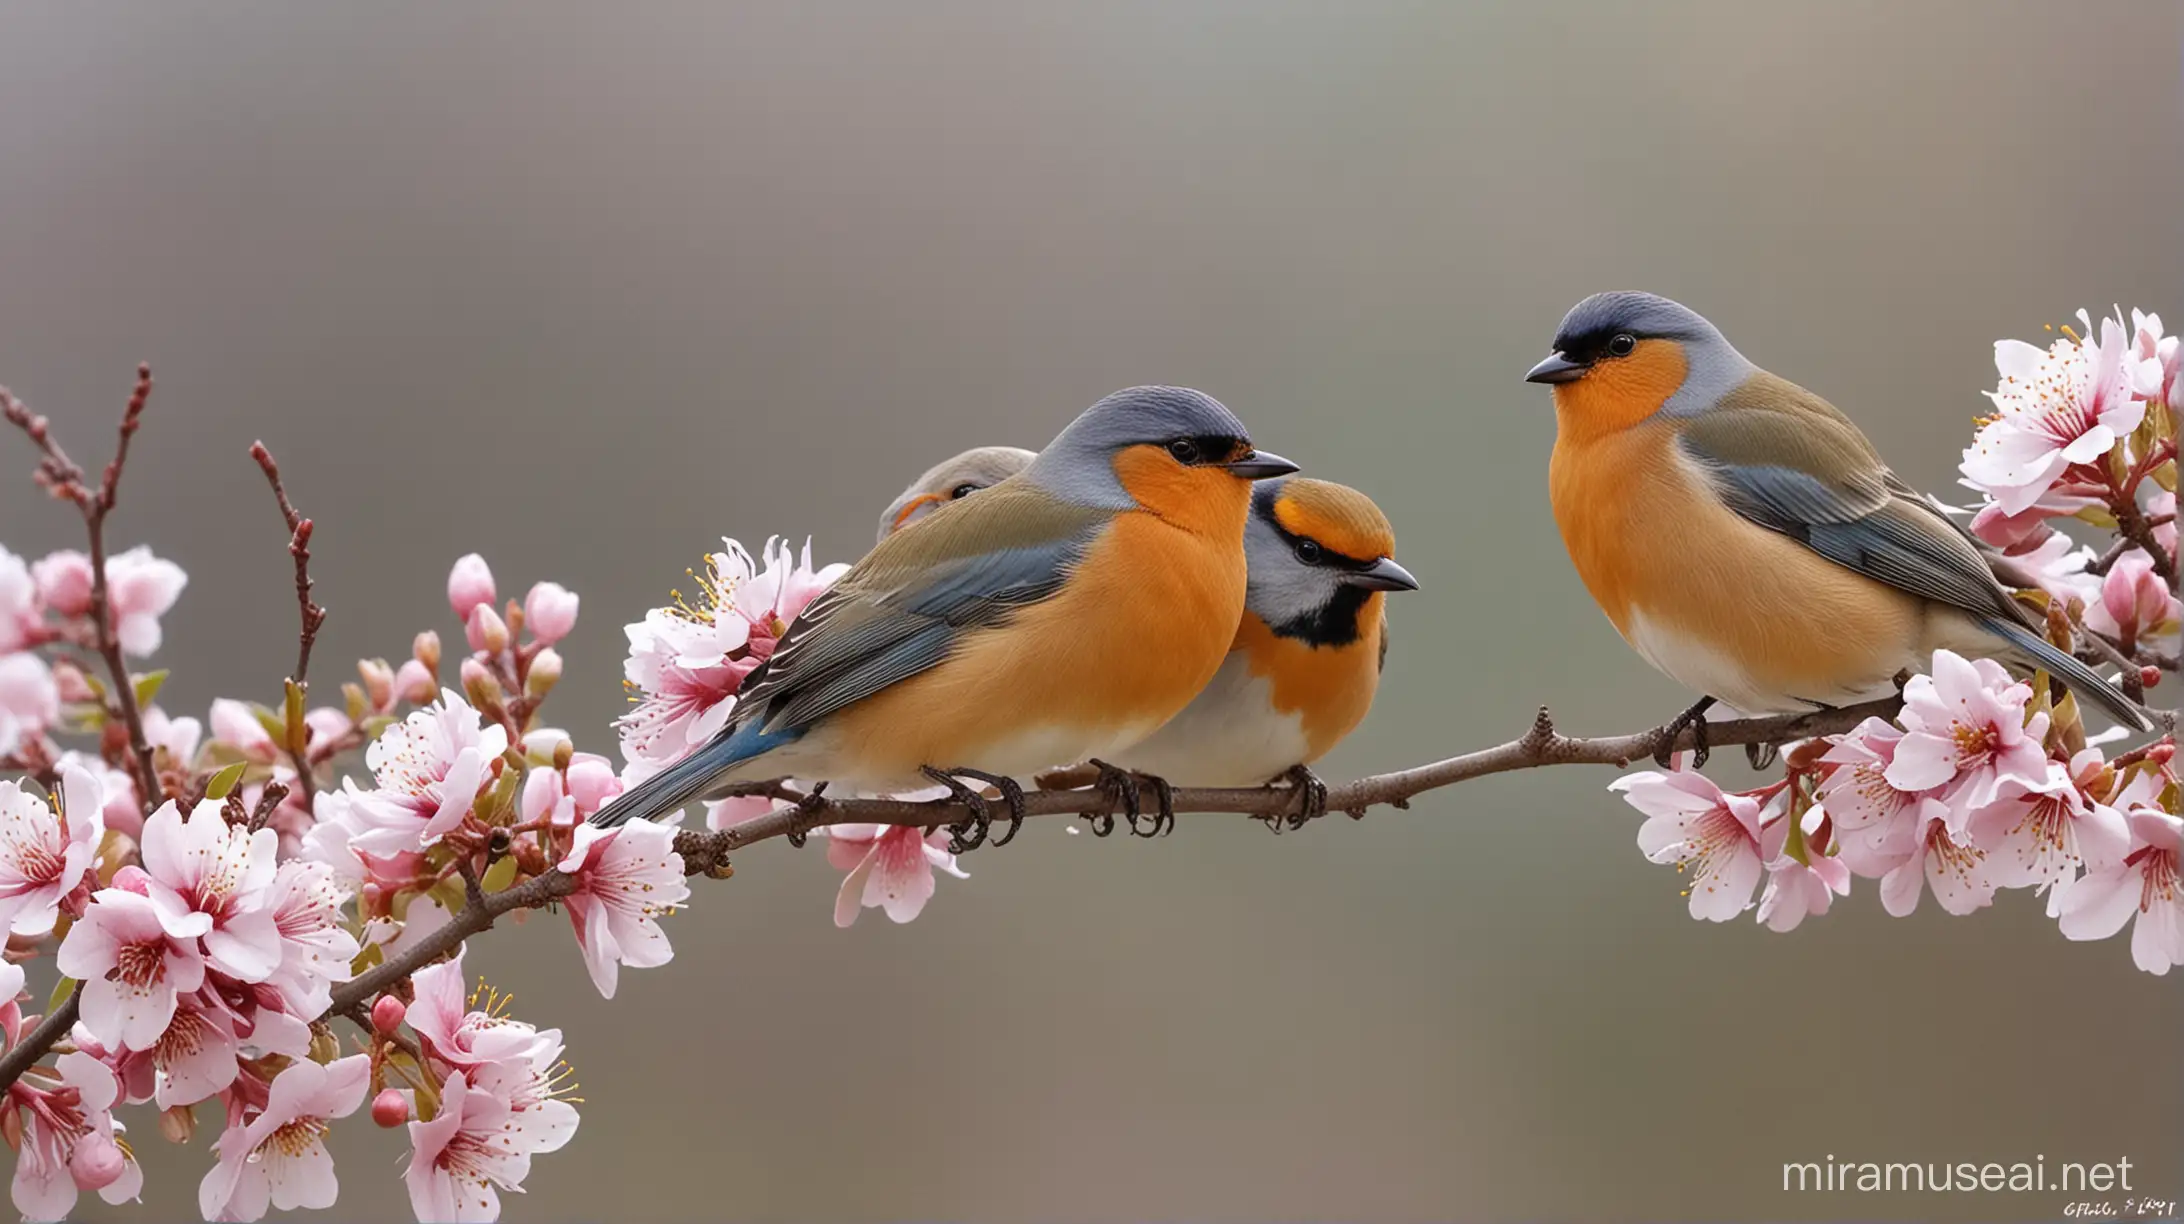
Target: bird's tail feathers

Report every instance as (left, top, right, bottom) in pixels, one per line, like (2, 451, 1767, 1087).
(587, 721, 803, 828)
(1980, 617, 2154, 733)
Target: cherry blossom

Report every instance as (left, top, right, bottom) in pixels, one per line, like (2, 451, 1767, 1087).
(407, 948, 560, 1072)
(139, 705, 203, 769)
(56, 888, 208, 1050)
(335, 689, 507, 860)
(198, 1054, 371, 1222)
(1962, 309, 2156, 514)
(1965, 751, 2131, 899)
(0, 548, 42, 654)
(9, 1051, 142, 1222)
(1814, 718, 1935, 877)
(404, 1072, 533, 1223)
(207, 698, 279, 765)
(1878, 798, 1997, 917)
(617, 537, 845, 785)
(0, 958, 21, 1045)
(28, 550, 92, 618)
(1613, 765, 1773, 922)
(822, 823, 970, 927)
(2057, 777, 2184, 975)
(139, 799, 282, 982)
(263, 859, 361, 1016)
(0, 652, 59, 758)
(1756, 847, 1851, 934)
(0, 765, 104, 936)
(519, 752, 621, 827)
(101, 545, 188, 657)
(1884, 651, 2049, 811)
(133, 994, 241, 1109)
(556, 818, 690, 998)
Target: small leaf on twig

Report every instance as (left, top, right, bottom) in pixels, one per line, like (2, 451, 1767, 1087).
(203, 761, 249, 801)
(132, 669, 169, 708)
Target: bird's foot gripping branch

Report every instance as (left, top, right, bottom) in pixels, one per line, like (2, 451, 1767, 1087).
(0, 306, 2177, 1222)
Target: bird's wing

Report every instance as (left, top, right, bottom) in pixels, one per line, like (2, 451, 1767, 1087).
(737, 480, 1109, 734)
(1677, 372, 2023, 623)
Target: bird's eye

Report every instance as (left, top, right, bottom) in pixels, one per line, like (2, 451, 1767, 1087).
(950, 483, 979, 499)
(1167, 439, 1201, 464)
(1607, 333, 1638, 358)
(1294, 539, 1323, 565)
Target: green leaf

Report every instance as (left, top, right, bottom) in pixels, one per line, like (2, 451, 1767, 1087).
(133, 669, 170, 709)
(252, 703, 286, 744)
(283, 680, 309, 755)
(480, 854, 519, 895)
(203, 761, 249, 801)
(45, 976, 77, 1017)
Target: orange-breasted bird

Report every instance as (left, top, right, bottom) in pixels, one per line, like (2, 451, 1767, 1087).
(875, 445, 1037, 542)
(1527, 291, 2151, 763)
(878, 453, 1416, 825)
(589, 387, 1298, 846)
(1111, 475, 1415, 820)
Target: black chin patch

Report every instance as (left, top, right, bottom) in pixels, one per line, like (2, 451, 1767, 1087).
(1268, 584, 1371, 648)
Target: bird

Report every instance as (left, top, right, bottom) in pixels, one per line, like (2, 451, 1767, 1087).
(875, 445, 1037, 542)
(588, 386, 1299, 846)
(875, 453, 1416, 829)
(1109, 475, 1417, 828)
(1526, 290, 2151, 764)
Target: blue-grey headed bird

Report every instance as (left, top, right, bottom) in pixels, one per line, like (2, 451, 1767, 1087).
(876, 446, 1037, 542)
(589, 387, 1298, 842)
(1526, 290, 2152, 762)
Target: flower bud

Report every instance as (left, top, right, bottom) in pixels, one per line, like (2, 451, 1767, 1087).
(525, 647, 562, 698)
(49, 659, 96, 704)
(110, 865, 152, 897)
(460, 658, 503, 711)
(447, 553, 497, 620)
(371, 994, 407, 1036)
(68, 1132, 126, 1190)
(523, 581, 580, 645)
(412, 630, 443, 675)
(393, 659, 437, 705)
(551, 737, 575, 772)
(520, 766, 563, 826)
(466, 605, 510, 655)
(358, 658, 396, 711)
(309, 1024, 341, 1064)
(566, 754, 623, 814)
(158, 1103, 196, 1145)
(32, 550, 96, 617)
(2101, 551, 2175, 639)
(372, 1088, 410, 1128)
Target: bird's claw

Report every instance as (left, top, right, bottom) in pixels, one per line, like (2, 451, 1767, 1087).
(943, 767, 1027, 847)
(1651, 696, 1717, 769)
(785, 781, 829, 849)
(1745, 741, 1779, 771)
(1083, 760, 1174, 837)
(919, 767, 992, 853)
(1275, 763, 1328, 831)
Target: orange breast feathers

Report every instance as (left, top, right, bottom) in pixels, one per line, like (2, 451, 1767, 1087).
(824, 502, 1251, 776)
(1232, 605, 1385, 760)
(1549, 399, 1925, 703)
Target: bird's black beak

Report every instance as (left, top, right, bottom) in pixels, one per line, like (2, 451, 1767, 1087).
(1344, 556, 1419, 592)
(1524, 351, 1589, 385)
(1223, 449, 1300, 479)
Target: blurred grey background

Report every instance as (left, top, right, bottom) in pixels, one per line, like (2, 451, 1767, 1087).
(3, 3, 2180, 1221)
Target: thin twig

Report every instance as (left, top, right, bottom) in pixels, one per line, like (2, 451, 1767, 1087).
(248, 442, 326, 686)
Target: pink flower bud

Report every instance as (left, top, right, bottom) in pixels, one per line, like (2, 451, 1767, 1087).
(393, 658, 436, 705)
(68, 1132, 126, 1190)
(566, 754, 624, 814)
(358, 658, 396, 711)
(1968, 502, 2053, 551)
(523, 581, 580, 644)
(412, 630, 443, 674)
(459, 658, 503, 709)
(525, 647, 562, 698)
(49, 659, 96, 704)
(447, 553, 497, 620)
(372, 1088, 410, 1128)
(2101, 551, 2176, 638)
(371, 994, 407, 1035)
(30, 550, 95, 617)
(465, 605, 510, 655)
(110, 864, 152, 896)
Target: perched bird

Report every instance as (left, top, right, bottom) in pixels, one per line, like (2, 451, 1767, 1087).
(1527, 290, 2151, 761)
(589, 387, 1298, 844)
(875, 445, 1037, 542)
(1112, 476, 1415, 821)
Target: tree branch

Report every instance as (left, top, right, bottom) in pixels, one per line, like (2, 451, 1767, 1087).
(248, 442, 325, 687)
(0, 986, 80, 1092)
(322, 696, 1907, 1024)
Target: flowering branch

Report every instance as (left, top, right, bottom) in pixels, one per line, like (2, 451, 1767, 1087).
(1, 367, 163, 808)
